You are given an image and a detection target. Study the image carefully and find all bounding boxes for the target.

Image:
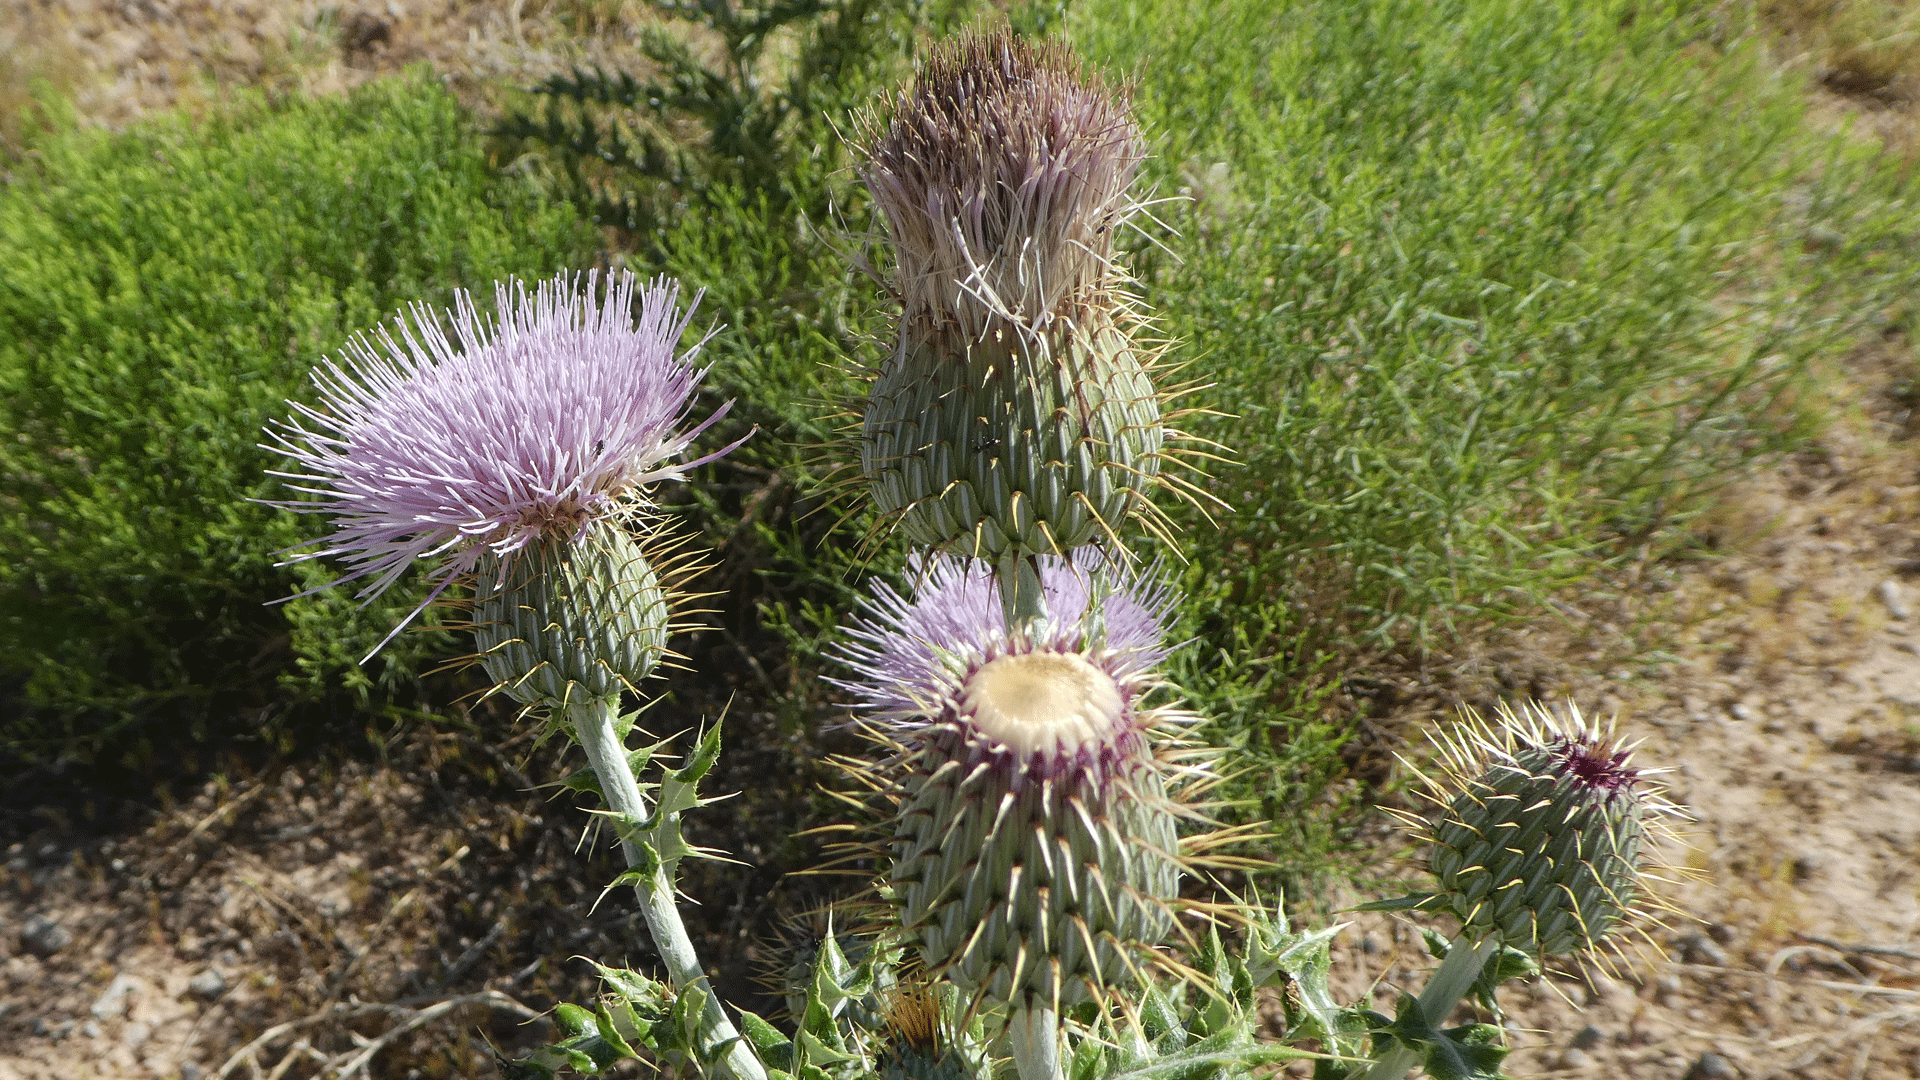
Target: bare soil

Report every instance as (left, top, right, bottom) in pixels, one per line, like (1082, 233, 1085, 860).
(2, 4, 1917, 1079)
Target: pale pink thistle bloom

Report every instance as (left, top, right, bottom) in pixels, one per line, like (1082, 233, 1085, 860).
(835, 549, 1180, 782)
(265, 270, 740, 656)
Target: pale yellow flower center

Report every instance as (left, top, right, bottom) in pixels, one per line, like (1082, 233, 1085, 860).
(960, 651, 1122, 758)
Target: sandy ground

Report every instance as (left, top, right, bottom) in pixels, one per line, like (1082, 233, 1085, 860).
(2, 3, 1918, 1078)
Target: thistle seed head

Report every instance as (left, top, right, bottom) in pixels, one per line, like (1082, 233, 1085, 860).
(834, 552, 1195, 1011)
(1416, 701, 1684, 958)
(853, 29, 1224, 564)
(860, 28, 1143, 338)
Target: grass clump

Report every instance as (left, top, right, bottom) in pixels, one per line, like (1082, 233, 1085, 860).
(515, 0, 1915, 880)
(1060, 0, 1917, 867)
(0, 74, 591, 765)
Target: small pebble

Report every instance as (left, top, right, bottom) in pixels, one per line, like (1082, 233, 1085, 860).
(181, 1065, 203, 1080)
(1685, 1051, 1738, 1079)
(1792, 853, 1824, 884)
(1571, 1024, 1605, 1051)
(122, 1021, 151, 1049)
(187, 968, 227, 1001)
(1878, 579, 1912, 620)
(81, 1020, 101, 1039)
(1728, 703, 1757, 723)
(90, 973, 138, 1020)
(20, 915, 72, 958)
(1560, 1047, 1594, 1069)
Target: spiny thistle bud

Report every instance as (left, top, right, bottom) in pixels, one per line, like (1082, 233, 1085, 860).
(756, 903, 887, 1026)
(834, 552, 1198, 1011)
(1415, 701, 1682, 958)
(265, 270, 739, 672)
(857, 30, 1184, 564)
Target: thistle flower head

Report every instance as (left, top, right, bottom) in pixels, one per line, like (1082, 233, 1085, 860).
(1414, 701, 1685, 958)
(835, 549, 1177, 781)
(834, 551, 1193, 1010)
(860, 27, 1144, 338)
(875, 980, 977, 1080)
(266, 271, 737, 655)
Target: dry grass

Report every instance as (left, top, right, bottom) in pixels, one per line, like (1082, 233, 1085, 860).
(0, 7, 88, 157)
(1769, 0, 1920, 100)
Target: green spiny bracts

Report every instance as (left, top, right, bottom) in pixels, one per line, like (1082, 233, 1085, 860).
(889, 691, 1181, 1006)
(862, 309, 1163, 561)
(834, 554, 1200, 1013)
(471, 518, 671, 706)
(857, 30, 1200, 566)
(1414, 701, 1683, 958)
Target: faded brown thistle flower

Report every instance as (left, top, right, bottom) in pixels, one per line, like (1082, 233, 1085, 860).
(860, 29, 1144, 337)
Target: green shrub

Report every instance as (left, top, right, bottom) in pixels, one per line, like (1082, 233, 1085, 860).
(0, 74, 592, 763)
(1063, 0, 1916, 861)
(461, 0, 1913, 884)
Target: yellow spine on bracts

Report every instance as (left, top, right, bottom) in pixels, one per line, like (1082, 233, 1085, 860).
(1417, 702, 1683, 958)
(471, 519, 670, 707)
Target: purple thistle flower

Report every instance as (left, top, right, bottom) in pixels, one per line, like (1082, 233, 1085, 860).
(834, 549, 1179, 771)
(265, 270, 741, 655)
(834, 550, 1194, 1008)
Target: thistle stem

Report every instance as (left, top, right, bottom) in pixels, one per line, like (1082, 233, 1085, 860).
(1358, 932, 1499, 1080)
(1008, 1004, 1064, 1080)
(568, 696, 767, 1080)
(999, 553, 1049, 637)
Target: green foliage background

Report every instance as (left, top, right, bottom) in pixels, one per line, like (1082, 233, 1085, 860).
(1, 0, 1913, 890)
(620, 0, 1917, 869)
(0, 75, 593, 762)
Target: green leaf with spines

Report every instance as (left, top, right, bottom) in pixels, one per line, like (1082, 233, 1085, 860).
(1243, 899, 1353, 1058)
(1140, 982, 1188, 1049)
(553, 1003, 597, 1038)
(593, 1000, 640, 1061)
(667, 721, 726, 784)
(1470, 945, 1539, 1017)
(738, 1009, 796, 1070)
(1375, 996, 1510, 1080)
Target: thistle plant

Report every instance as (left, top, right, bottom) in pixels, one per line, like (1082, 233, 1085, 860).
(257, 25, 1694, 1080)
(265, 269, 765, 1080)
